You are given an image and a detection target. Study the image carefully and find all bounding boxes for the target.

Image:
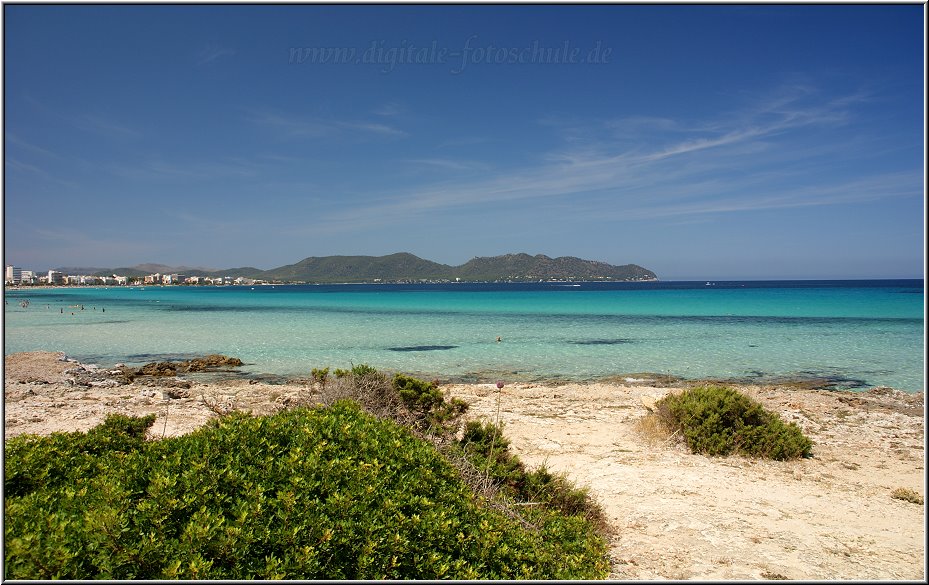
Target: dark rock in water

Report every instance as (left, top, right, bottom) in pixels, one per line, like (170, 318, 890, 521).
(388, 345, 458, 352)
(137, 354, 244, 376)
(139, 361, 178, 377)
(570, 339, 634, 345)
(184, 354, 244, 372)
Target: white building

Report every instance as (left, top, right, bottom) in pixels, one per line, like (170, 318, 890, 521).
(5, 265, 23, 284)
(48, 270, 64, 284)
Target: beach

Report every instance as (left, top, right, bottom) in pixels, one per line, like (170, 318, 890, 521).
(3, 351, 925, 580)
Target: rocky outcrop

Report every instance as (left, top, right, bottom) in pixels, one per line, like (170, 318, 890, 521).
(136, 354, 244, 376)
(139, 362, 178, 377)
(184, 354, 244, 371)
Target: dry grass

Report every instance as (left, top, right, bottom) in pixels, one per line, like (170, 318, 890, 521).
(891, 487, 924, 505)
(634, 412, 674, 446)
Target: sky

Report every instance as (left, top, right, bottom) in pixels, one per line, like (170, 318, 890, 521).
(2, 4, 925, 280)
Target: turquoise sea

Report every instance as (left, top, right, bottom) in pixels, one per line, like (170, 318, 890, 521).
(3, 280, 925, 392)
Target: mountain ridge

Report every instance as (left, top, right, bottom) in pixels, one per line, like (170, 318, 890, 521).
(85, 253, 657, 282)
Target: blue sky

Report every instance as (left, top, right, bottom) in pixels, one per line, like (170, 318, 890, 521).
(3, 4, 924, 279)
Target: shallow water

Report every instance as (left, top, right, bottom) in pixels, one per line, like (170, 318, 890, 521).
(4, 280, 924, 391)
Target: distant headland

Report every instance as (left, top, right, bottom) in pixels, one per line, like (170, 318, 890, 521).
(7, 253, 658, 285)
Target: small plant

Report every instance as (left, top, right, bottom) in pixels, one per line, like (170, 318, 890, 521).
(350, 363, 382, 380)
(393, 374, 468, 434)
(656, 386, 813, 460)
(891, 487, 924, 505)
(634, 412, 674, 446)
(310, 367, 330, 387)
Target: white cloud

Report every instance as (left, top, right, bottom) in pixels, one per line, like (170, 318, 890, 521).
(306, 84, 918, 232)
(245, 109, 405, 139)
(197, 44, 235, 66)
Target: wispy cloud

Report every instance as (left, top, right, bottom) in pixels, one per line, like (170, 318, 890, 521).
(246, 109, 405, 139)
(197, 43, 235, 65)
(5, 133, 61, 158)
(3, 138, 81, 189)
(339, 121, 405, 136)
(74, 114, 141, 140)
(5, 158, 44, 174)
(20, 95, 141, 141)
(24, 225, 154, 264)
(374, 102, 402, 117)
(309, 85, 917, 232)
(106, 157, 259, 182)
(404, 158, 491, 171)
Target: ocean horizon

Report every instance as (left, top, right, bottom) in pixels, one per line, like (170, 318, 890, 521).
(4, 279, 924, 392)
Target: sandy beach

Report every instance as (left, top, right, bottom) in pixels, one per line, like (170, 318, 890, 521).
(3, 351, 925, 580)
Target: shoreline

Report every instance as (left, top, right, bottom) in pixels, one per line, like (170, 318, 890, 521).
(3, 349, 920, 395)
(3, 350, 925, 579)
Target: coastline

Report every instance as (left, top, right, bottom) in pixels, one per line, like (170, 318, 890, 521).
(3, 351, 925, 579)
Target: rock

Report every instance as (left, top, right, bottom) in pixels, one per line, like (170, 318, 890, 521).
(139, 362, 178, 377)
(184, 354, 244, 372)
(137, 355, 243, 376)
(640, 395, 659, 412)
(89, 379, 120, 388)
(159, 378, 192, 390)
(162, 388, 190, 399)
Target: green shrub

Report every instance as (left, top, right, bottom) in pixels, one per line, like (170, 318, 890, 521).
(456, 421, 607, 529)
(310, 367, 330, 385)
(4, 404, 608, 579)
(4, 413, 156, 499)
(393, 374, 469, 434)
(349, 363, 382, 380)
(657, 386, 813, 460)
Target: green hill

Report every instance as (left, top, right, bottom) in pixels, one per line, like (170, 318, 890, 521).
(454, 253, 656, 282)
(85, 253, 658, 283)
(260, 252, 657, 282)
(262, 253, 451, 282)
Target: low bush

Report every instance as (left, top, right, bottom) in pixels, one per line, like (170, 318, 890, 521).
(4, 403, 608, 579)
(891, 487, 924, 505)
(456, 421, 608, 530)
(656, 386, 813, 460)
(310, 367, 329, 386)
(317, 366, 468, 437)
(393, 374, 469, 434)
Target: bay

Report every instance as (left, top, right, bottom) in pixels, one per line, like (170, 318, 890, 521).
(3, 280, 924, 391)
